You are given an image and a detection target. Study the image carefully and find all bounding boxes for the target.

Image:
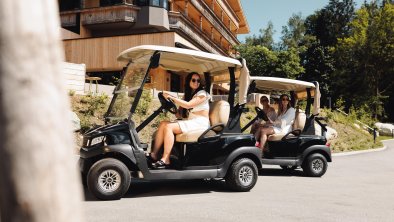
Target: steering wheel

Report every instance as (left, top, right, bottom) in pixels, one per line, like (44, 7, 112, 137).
(158, 92, 178, 114)
(255, 107, 269, 121)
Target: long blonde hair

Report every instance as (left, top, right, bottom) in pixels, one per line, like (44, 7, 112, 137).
(277, 94, 292, 116)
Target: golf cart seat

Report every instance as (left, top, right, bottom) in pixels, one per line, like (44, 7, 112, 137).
(176, 100, 230, 142)
(267, 109, 306, 141)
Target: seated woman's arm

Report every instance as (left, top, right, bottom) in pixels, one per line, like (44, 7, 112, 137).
(163, 92, 207, 109)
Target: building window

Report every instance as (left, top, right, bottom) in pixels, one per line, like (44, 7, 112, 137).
(59, 0, 81, 11)
(100, 0, 124, 7)
(151, 0, 160, 7)
(86, 71, 122, 85)
(170, 72, 181, 92)
(136, 0, 168, 9)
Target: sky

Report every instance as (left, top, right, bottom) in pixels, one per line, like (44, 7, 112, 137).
(238, 0, 371, 43)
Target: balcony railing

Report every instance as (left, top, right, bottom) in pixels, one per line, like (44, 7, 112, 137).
(169, 12, 227, 55)
(189, 0, 239, 46)
(81, 4, 139, 26)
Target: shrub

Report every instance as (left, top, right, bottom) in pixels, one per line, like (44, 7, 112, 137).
(69, 90, 76, 96)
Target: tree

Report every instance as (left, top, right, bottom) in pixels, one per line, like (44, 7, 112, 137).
(280, 13, 315, 51)
(305, 0, 356, 46)
(0, 1, 84, 221)
(236, 45, 304, 79)
(245, 21, 276, 49)
(335, 2, 394, 119)
(299, 43, 335, 102)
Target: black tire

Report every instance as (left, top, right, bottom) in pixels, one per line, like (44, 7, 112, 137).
(87, 158, 131, 200)
(225, 158, 258, 192)
(302, 153, 328, 177)
(280, 165, 298, 171)
(81, 172, 87, 188)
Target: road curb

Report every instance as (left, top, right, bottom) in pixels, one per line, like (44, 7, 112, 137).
(333, 145, 387, 157)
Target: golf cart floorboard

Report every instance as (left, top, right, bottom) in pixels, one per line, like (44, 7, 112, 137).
(145, 168, 218, 180)
(261, 158, 298, 166)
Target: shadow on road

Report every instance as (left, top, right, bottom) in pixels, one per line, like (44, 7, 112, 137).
(83, 179, 232, 201)
(83, 168, 306, 201)
(259, 168, 305, 177)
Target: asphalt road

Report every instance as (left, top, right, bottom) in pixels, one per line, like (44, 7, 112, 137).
(83, 140, 394, 222)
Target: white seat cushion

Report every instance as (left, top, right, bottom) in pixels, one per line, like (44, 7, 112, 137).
(176, 129, 206, 142)
(293, 110, 306, 130)
(175, 100, 230, 143)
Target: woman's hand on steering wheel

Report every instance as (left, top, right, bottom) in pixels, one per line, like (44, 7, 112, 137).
(158, 92, 178, 114)
(255, 107, 269, 121)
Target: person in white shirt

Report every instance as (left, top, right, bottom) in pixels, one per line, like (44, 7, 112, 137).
(149, 72, 210, 169)
(258, 94, 295, 150)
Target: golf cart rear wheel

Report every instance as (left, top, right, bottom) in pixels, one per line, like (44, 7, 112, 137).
(225, 158, 258, 192)
(302, 153, 328, 177)
(87, 158, 131, 200)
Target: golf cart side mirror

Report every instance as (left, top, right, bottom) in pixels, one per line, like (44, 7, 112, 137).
(150, 53, 161, 68)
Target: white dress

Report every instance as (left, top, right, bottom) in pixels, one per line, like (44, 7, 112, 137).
(177, 90, 211, 133)
(272, 107, 295, 134)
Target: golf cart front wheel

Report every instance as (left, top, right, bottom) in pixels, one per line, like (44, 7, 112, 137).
(302, 153, 328, 177)
(225, 158, 258, 192)
(87, 158, 131, 200)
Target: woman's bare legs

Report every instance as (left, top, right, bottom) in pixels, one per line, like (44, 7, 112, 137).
(160, 122, 182, 164)
(151, 121, 182, 164)
(259, 127, 275, 149)
(151, 121, 170, 160)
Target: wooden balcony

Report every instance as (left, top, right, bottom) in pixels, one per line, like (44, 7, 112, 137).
(189, 0, 239, 46)
(169, 12, 227, 55)
(60, 11, 78, 28)
(81, 4, 140, 29)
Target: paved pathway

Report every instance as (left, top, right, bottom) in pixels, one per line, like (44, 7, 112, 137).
(83, 140, 394, 222)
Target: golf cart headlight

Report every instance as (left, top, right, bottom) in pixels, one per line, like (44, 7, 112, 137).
(90, 136, 105, 146)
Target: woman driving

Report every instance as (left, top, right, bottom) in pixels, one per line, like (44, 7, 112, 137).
(149, 72, 210, 169)
(258, 94, 295, 150)
(250, 96, 277, 143)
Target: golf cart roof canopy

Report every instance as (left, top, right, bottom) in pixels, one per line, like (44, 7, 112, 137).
(117, 45, 242, 74)
(250, 76, 321, 115)
(250, 76, 315, 93)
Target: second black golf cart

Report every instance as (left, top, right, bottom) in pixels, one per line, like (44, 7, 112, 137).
(79, 45, 261, 200)
(243, 76, 332, 177)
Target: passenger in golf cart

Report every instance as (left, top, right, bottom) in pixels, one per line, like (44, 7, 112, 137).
(253, 93, 296, 150)
(242, 76, 331, 178)
(244, 76, 322, 142)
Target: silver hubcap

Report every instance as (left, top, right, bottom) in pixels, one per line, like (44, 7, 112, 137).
(98, 170, 121, 193)
(239, 166, 254, 186)
(311, 159, 324, 173)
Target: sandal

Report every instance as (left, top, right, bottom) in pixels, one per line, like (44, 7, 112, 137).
(152, 160, 170, 169)
(146, 153, 157, 167)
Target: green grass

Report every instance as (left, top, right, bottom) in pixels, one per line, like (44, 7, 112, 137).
(321, 109, 383, 152)
(378, 135, 394, 142)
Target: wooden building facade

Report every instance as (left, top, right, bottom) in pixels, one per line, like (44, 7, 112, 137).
(59, 0, 249, 91)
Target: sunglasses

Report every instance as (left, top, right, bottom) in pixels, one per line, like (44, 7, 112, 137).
(191, 78, 201, 83)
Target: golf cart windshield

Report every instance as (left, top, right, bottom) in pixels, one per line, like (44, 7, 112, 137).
(105, 45, 248, 135)
(105, 59, 150, 122)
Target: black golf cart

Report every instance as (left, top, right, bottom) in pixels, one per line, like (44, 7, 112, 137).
(242, 76, 332, 177)
(79, 45, 261, 200)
